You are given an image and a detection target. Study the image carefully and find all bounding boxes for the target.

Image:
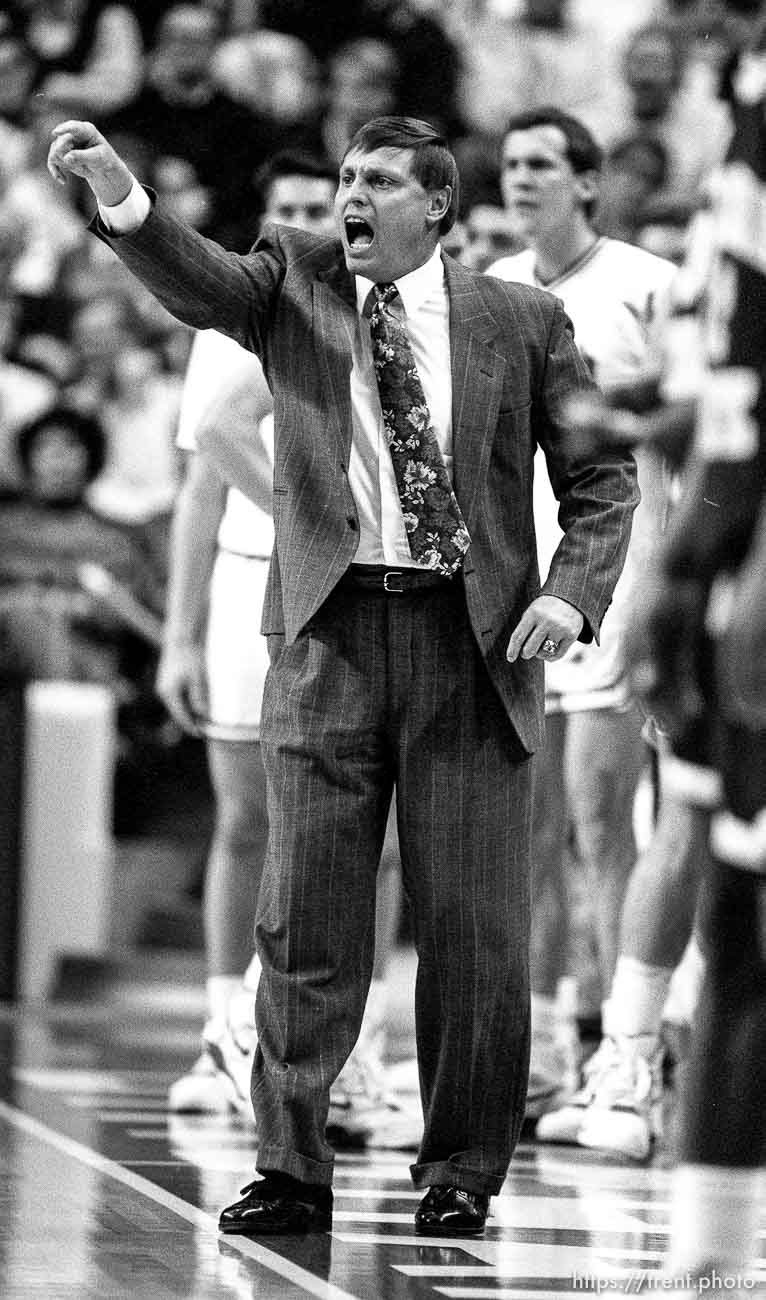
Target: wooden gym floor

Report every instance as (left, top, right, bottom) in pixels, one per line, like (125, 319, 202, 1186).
(0, 974, 764, 1300)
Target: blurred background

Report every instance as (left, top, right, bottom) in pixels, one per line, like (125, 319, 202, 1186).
(0, 0, 739, 1008)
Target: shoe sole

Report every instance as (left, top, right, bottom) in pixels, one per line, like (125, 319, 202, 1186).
(168, 1094, 238, 1115)
(414, 1223, 486, 1237)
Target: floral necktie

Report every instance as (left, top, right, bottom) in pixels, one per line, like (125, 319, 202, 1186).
(369, 282, 470, 575)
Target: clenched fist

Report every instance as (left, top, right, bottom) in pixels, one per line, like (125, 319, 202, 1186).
(48, 119, 134, 207)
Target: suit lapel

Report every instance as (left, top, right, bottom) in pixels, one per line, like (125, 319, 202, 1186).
(313, 257, 357, 463)
(444, 256, 506, 528)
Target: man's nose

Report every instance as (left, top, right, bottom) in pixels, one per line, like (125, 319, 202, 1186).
(344, 175, 370, 204)
(508, 164, 534, 185)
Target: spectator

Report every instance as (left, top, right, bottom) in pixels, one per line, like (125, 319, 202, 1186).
(460, 0, 621, 142)
(88, 342, 182, 528)
(360, 0, 464, 133)
(0, 405, 165, 685)
(597, 134, 670, 244)
(55, 293, 184, 525)
(0, 125, 83, 335)
(605, 20, 732, 220)
(5, 0, 144, 116)
(459, 201, 520, 272)
(0, 33, 38, 178)
(212, 29, 324, 142)
(103, 4, 282, 250)
(257, 0, 464, 130)
(321, 38, 402, 167)
(0, 225, 59, 493)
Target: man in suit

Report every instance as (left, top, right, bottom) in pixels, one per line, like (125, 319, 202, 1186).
(48, 114, 639, 1238)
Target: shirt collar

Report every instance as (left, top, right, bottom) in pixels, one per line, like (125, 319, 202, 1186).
(355, 243, 444, 317)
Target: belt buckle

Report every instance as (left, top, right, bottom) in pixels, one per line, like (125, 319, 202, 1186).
(383, 570, 404, 593)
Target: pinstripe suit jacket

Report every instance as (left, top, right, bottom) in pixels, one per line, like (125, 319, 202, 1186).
(98, 207, 638, 752)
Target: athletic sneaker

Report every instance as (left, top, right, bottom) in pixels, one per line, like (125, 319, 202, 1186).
(168, 1008, 256, 1120)
(535, 1035, 618, 1143)
(576, 1033, 665, 1161)
(168, 1036, 236, 1115)
(204, 1015, 256, 1120)
(327, 1047, 416, 1149)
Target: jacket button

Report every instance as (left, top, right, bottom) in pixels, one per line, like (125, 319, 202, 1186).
(347, 516, 358, 530)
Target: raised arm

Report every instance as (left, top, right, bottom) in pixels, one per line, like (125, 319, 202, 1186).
(47, 120, 285, 353)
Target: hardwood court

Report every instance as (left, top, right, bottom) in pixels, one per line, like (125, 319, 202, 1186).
(0, 997, 764, 1300)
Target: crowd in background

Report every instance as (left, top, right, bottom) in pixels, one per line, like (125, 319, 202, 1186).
(0, 0, 741, 790)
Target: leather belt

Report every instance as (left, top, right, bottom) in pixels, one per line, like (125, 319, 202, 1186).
(341, 565, 457, 594)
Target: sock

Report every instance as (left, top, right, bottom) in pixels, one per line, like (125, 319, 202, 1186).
(242, 952, 262, 993)
(605, 955, 673, 1038)
(663, 935, 706, 1026)
(206, 975, 242, 1025)
(667, 1163, 764, 1274)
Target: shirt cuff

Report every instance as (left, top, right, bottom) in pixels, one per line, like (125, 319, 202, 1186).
(97, 177, 151, 233)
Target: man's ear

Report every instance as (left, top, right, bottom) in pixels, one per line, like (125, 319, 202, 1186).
(426, 185, 452, 228)
(575, 170, 599, 211)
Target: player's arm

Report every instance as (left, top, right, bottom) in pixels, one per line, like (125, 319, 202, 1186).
(156, 452, 227, 735)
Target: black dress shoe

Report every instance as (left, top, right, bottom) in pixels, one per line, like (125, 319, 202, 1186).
(414, 1185, 490, 1236)
(219, 1172, 333, 1235)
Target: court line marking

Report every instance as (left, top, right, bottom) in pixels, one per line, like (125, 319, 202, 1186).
(0, 1099, 363, 1300)
(332, 1235, 665, 1260)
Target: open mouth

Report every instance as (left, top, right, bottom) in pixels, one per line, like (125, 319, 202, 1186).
(344, 216, 375, 250)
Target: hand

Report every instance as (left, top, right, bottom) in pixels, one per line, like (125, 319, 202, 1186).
(47, 119, 134, 206)
(156, 642, 209, 736)
(624, 577, 707, 733)
(506, 594, 584, 663)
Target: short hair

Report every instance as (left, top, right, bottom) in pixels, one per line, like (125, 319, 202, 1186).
(343, 116, 460, 234)
(606, 135, 668, 190)
(16, 407, 107, 484)
(253, 149, 337, 202)
(503, 107, 602, 219)
(503, 107, 603, 175)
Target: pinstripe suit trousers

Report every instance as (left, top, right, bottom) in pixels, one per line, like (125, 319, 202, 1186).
(252, 575, 533, 1195)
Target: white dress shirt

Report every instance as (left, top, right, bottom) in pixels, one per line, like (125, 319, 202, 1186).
(100, 183, 454, 568)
